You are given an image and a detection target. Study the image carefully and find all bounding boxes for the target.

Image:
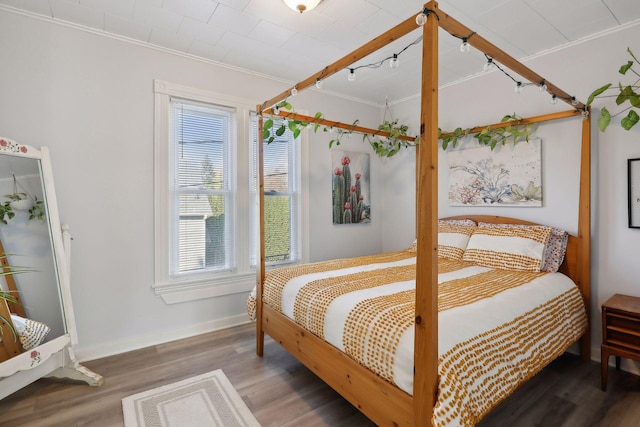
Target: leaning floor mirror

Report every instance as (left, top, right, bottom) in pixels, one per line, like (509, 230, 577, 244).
(0, 137, 102, 399)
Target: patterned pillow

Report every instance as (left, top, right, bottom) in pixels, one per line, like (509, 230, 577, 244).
(438, 223, 476, 260)
(462, 226, 552, 271)
(439, 218, 476, 226)
(478, 222, 569, 272)
(407, 219, 476, 254)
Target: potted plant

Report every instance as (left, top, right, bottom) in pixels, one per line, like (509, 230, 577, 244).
(1, 174, 45, 223)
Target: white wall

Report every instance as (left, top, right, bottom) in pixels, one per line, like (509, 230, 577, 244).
(0, 10, 383, 360)
(381, 22, 640, 368)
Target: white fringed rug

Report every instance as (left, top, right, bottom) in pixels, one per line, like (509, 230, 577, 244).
(122, 369, 261, 427)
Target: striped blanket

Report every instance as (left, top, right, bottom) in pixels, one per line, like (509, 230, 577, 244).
(249, 250, 587, 426)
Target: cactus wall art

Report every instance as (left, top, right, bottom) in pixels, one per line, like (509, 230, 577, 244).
(331, 151, 370, 224)
(447, 138, 542, 206)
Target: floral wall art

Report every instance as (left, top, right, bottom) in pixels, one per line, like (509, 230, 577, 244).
(447, 138, 542, 207)
(332, 151, 371, 224)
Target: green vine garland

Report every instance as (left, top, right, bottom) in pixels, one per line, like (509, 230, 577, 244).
(439, 113, 538, 150)
(262, 102, 536, 158)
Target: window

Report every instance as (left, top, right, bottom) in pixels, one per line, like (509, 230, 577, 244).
(153, 80, 307, 304)
(250, 115, 300, 267)
(171, 100, 234, 275)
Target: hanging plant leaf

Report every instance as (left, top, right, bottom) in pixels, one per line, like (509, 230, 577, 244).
(293, 128, 301, 139)
(275, 125, 286, 136)
(598, 107, 612, 132)
(621, 110, 639, 130)
(586, 83, 612, 106)
(264, 119, 273, 130)
(619, 60, 633, 75)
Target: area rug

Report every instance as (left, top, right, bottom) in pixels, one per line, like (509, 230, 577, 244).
(122, 369, 261, 427)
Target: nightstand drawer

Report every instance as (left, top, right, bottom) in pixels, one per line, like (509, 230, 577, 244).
(606, 331, 640, 351)
(605, 313, 640, 338)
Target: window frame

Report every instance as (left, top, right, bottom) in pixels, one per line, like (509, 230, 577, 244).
(153, 80, 309, 304)
(250, 114, 302, 268)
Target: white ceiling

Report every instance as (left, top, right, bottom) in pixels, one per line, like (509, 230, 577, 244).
(1, 0, 639, 105)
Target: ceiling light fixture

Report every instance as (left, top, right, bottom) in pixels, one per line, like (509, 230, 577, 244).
(283, 0, 322, 13)
(348, 69, 356, 81)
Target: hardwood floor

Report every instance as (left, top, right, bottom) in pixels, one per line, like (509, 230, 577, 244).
(1, 323, 639, 426)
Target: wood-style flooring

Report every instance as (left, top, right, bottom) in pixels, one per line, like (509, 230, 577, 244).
(1, 323, 639, 426)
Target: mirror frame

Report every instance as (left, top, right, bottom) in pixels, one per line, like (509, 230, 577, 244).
(0, 137, 102, 398)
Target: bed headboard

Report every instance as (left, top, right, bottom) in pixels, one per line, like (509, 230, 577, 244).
(440, 215, 579, 284)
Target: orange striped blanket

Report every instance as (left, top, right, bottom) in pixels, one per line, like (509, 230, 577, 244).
(249, 250, 587, 426)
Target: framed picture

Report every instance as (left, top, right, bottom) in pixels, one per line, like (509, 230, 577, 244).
(331, 150, 370, 224)
(447, 138, 542, 206)
(628, 158, 640, 228)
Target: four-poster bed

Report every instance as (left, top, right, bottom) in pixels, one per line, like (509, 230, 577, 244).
(253, 2, 591, 426)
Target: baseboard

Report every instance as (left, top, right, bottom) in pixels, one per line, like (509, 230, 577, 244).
(590, 344, 640, 376)
(73, 314, 251, 362)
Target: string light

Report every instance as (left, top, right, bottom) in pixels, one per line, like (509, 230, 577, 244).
(390, 54, 399, 68)
(515, 82, 523, 94)
(539, 80, 547, 92)
(291, 86, 297, 96)
(273, 105, 280, 114)
(342, 34, 422, 79)
(483, 57, 495, 71)
(582, 108, 589, 118)
(416, 11, 427, 26)
(415, 7, 439, 26)
(460, 37, 470, 53)
(481, 55, 584, 108)
(315, 78, 323, 89)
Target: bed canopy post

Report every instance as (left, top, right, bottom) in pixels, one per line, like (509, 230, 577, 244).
(414, 1, 440, 423)
(256, 110, 265, 357)
(578, 107, 591, 360)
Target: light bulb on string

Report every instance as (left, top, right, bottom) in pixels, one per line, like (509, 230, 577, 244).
(514, 82, 523, 94)
(348, 68, 356, 81)
(460, 38, 470, 53)
(315, 78, 323, 89)
(571, 96, 578, 106)
(483, 58, 494, 71)
(291, 86, 298, 96)
(390, 54, 399, 68)
(582, 108, 589, 118)
(273, 105, 280, 115)
(539, 80, 547, 92)
(550, 94, 558, 104)
(415, 10, 428, 26)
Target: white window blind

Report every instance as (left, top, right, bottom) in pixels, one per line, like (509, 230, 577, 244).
(170, 99, 234, 276)
(250, 115, 299, 267)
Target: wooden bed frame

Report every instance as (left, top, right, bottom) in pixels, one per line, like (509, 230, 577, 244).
(255, 2, 591, 426)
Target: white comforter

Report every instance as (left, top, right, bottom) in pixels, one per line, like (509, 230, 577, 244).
(254, 251, 588, 426)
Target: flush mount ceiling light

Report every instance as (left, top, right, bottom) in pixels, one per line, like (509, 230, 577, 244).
(283, 0, 323, 13)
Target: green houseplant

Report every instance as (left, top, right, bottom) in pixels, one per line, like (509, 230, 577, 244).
(587, 47, 640, 132)
(0, 174, 46, 224)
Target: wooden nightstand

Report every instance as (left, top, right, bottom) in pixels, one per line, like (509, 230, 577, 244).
(601, 294, 640, 391)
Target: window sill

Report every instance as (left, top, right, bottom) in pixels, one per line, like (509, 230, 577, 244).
(152, 272, 256, 304)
